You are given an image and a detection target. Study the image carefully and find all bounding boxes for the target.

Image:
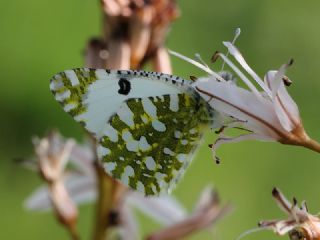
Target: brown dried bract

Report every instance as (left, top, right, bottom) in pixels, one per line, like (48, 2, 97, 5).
(91, 0, 179, 71)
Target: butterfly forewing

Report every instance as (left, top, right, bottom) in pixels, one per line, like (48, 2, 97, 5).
(50, 69, 192, 137)
(50, 68, 214, 195)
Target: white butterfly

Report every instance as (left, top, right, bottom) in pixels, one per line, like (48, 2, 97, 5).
(50, 68, 215, 195)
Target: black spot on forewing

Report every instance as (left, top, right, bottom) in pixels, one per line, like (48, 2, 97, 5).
(118, 78, 131, 95)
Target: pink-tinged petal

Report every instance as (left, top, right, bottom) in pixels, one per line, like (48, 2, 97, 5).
(212, 133, 274, 160)
(70, 144, 95, 176)
(127, 192, 187, 225)
(269, 220, 296, 235)
(121, 204, 139, 240)
(64, 174, 97, 205)
(49, 180, 78, 225)
(270, 65, 287, 97)
(193, 78, 285, 139)
(271, 188, 293, 215)
(258, 218, 299, 235)
(146, 187, 231, 240)
(265, 71, 301, 132)
(24, 174, 96, 211)
(34, 132, 75, 182)
(24, 185, 51, 211)
(193, 185, 217, 212)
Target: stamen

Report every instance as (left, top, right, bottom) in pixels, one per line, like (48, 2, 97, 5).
(189, 75, 198, 81)
(211, 51, 220, 63)
(282, 76, 292, 86)
(195, 53, 210, 68)
(223, 41, 272, 97)
(169, 50, 226, 82)
(288, 58, 294, 66)
(221, 27, 241, 71)
(235, 227, 265, 240)
(217, 52, 262, 97)
(233, 28, 241, 42)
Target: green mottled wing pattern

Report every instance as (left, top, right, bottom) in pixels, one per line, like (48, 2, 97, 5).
(50, 68, 215, 195)
(50, 68, 98, 124)
(97, 93, 213, 195)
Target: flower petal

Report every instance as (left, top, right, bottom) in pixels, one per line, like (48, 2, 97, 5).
(50, 180, 78, 224)
(121, 204, 139, 240)
(127, 192, 187, 225)
(70, 144, 95, 176)
(24, 174, 96, 211)
(24, 185, 52, 211)
(34, 132, 75, 181)
(193, 77, 285, 139)
(265, 71, 300, 131)
(212, 133, 274, 159)
(65, 174, 97, 205)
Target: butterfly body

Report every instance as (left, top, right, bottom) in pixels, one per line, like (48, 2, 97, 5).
(50, 68, 215, 195)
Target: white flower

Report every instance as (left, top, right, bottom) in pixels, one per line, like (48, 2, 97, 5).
(170, 31, 320, 162)
(30, 131, 81, 235)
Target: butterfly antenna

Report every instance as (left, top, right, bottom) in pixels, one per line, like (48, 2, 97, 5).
(235, 227, 265, 240)
(221, 28, 241, 71)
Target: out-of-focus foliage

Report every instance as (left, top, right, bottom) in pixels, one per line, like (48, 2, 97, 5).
(1, 0, 320, 239)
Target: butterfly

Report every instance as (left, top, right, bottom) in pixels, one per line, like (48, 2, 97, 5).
(50, 68, 216, 195)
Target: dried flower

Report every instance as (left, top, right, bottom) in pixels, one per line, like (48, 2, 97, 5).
(258, 188, 320, 240)
(147, 186, 231, 240)
(170, 29, 320, 162)
(30, 131, 81, 239)
(26, 132, 229, 240)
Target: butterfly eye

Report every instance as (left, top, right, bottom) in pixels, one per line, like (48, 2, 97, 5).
(289, 228, 309, 240)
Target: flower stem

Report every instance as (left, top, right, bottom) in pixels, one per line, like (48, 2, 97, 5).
(302, 138, 320, 154)
(92, 164, 127, 240)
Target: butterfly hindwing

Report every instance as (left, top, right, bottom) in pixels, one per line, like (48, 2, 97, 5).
(97, 93, 213, 195)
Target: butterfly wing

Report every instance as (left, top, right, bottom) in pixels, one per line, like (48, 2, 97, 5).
(98, 93, 213, 195)
(50, 68, 192, 138)
(50, 68, 214, 195)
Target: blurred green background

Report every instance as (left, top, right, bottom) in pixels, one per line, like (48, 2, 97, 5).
(1, 0, 320, 239)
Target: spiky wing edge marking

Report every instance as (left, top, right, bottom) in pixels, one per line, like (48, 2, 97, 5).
(98, 93, 214, 196)
(49, 68, 195, 136)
